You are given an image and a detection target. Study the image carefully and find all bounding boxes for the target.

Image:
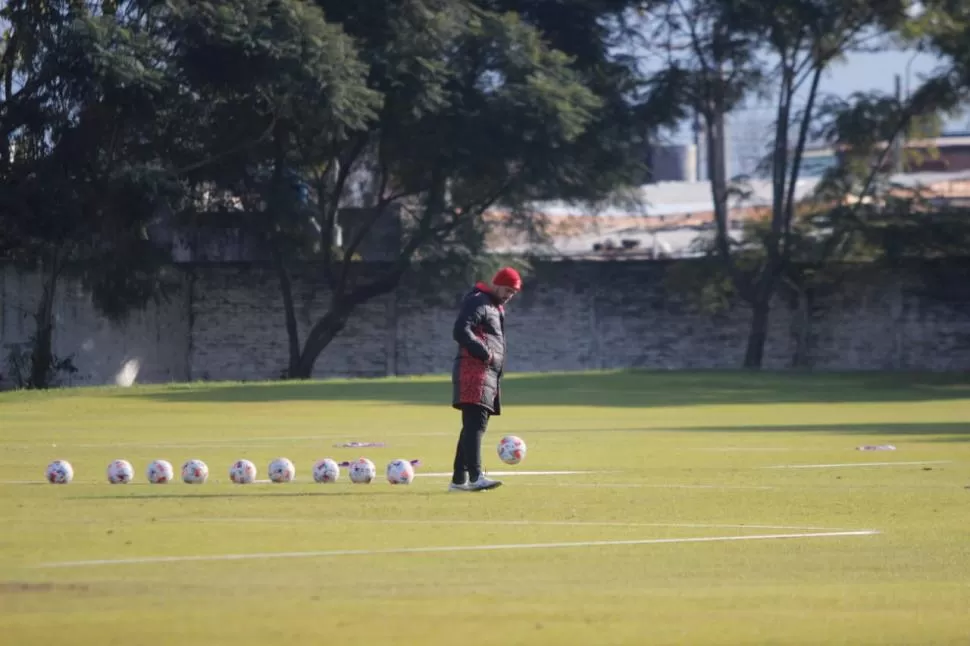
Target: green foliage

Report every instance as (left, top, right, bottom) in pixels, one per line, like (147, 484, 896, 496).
(813, 79, 960, 203)
(821, 199, 970, 266)
(164, 0, 379, 172)
(0, 1, 185, 387)
(16, 0, 970, 380)
(163, 0, 637, 376)
(3, 337, 78, 390)
(904, 0, 970, 98)
(2, 0, 658, 382)
(645, 0, 933, 368)
(664, 255, 738, 316)
(477, 0, 659, 196)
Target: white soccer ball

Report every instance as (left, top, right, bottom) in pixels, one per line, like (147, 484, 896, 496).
(229, 459, 257, 484)
(115, 358, 140, 387)
(181, 459, 209, 484)
(146, 459, 174, 484)
(386, 459, 415, 485)
(348, 457, 376, 484)
(268, 457, 295, 483)
(497, 435, 527, 465)
(312, 458, 340, 483)
(106, 459, 134, 484)
(46, 460, 74, 484)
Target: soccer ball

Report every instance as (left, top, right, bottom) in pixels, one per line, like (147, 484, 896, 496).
(348, 457, 376, 484)
(386, 459, 415, 485)
(146, 459, 174, 484)
(46, 460, 74, 484)
(181, 459, 209, 484)
(229, 459, 257, 484)
(312, 458, 340, 483)
(107, 459, 134, 484)
(497, 435, 527, 465)
(268, 457, 295, 483)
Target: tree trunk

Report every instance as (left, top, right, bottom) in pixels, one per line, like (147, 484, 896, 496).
(743, 296, 771, 369)
(289, 305, 353, 379)
(273, 251, 302, 379)
(706, 108, 732, 266)
(27, 257, 61, 389)
(790, 287, 812, 369)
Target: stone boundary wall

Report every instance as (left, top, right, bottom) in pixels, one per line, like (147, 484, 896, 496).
(3, 260, 969, 387)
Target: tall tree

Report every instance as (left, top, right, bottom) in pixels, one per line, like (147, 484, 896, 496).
(476, 0, 660, 197)
(904, 0, 970, 96)
(0, 1, 182, 388)
(171, 0, 625, 379)
(160, 0, 380, 378)
(644, 0, 916, 368)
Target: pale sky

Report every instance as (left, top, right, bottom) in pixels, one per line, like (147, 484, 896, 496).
(685, 49, 966, 177)
(630, 4, 968, 177)
(820, 49, 943, 100)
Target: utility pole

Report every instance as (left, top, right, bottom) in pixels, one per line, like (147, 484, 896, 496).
(892, 74, 904, 174)
(693, 110, 704, 181)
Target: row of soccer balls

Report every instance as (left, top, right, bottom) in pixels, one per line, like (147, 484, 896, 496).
(44, 434, 528, 485)
(46, 456, 405, 485)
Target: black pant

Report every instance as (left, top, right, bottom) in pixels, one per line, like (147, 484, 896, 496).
(452, 404, 490, 484)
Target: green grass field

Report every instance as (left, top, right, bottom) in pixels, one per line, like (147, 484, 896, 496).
(1, 370, 969, 645)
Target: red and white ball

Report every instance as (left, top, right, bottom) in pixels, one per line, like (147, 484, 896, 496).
(229, 459, 257, 484)
(386, 459, 415, 485)
(268, 457, 295, 483)
(46, 460, 74, 484)
(181, 459, 209, 484)
(497, 435, 527, 465)
(348, 458, 376, 484)
(146, 459, 174, 484)
(312, 458, 340, 483)
(107, 459, 134, 484)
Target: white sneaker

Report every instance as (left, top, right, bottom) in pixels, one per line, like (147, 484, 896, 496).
(468, 475, 502, 491)
(448, 482, 470, 492)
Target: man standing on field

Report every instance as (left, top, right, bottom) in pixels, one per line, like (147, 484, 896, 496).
(449, 267, 522, 492)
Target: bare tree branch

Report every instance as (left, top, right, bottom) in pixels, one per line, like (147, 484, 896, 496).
(315, 133, 369, 291)
(174, 116, 277, 175)
(782, 64, 824, 262)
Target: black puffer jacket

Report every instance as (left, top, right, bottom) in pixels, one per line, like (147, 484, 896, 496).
(451, 282, 506, 415)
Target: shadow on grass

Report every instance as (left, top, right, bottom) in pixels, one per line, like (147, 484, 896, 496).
(521, 422, 970, 437)
(680, 422, 970, 443)
(511, 422, 970, 443)
(125, 370, 970, 408)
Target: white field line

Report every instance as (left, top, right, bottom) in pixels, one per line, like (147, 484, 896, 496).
(2, 434, 450, 450)
(69, 433, 449, 448)
(420, 470, 599, 477)
(0, 516, 857, 531)
(762, 460, 952, 470)
(517, 483, 775, 490)
(248, 470, 602, 484)
(36, 530, 880, 568)
(150, 517, 854, 531)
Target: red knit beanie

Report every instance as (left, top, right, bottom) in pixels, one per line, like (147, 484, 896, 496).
(492, 267, 522, 290)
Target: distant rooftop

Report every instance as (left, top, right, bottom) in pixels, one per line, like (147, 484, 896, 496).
(487, 169, 970, 259)
(504, 170, 970, 220)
